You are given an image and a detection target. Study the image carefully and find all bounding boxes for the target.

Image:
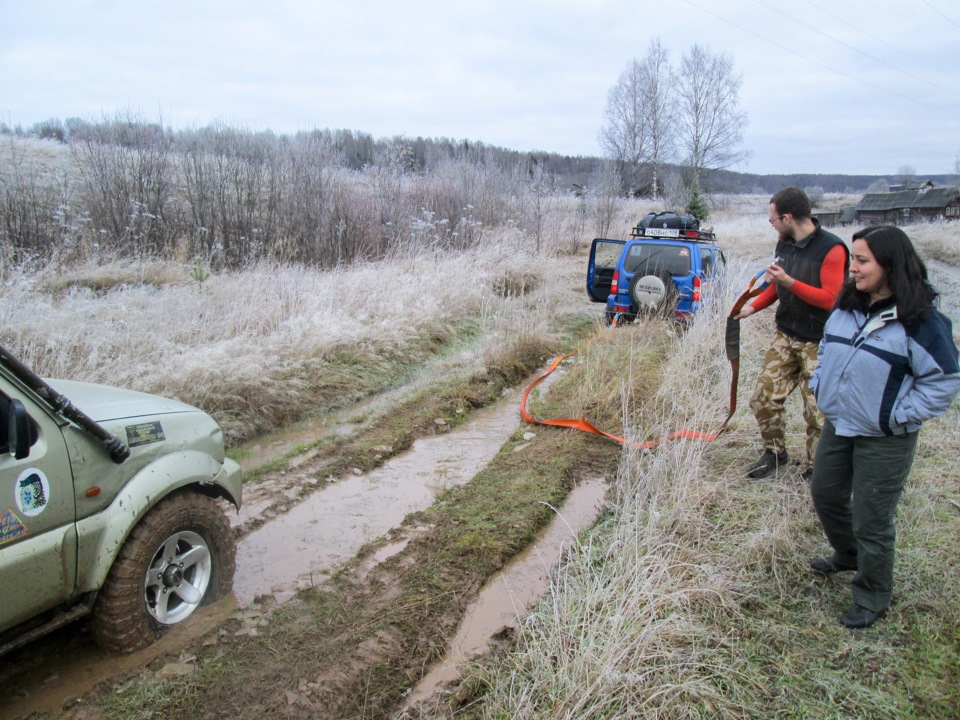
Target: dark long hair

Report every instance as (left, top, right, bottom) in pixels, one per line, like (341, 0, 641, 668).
(837, 225, 937, 327)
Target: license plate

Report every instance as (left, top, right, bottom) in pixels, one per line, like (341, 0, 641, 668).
(643, 228, 679, 238)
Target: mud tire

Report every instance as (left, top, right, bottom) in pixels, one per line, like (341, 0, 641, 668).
(90, 490, 236, 653)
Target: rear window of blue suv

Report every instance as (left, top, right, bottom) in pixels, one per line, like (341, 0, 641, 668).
(623, 244, 691, 276)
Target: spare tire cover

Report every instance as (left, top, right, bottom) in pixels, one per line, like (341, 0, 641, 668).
(631, 274, 667, 309)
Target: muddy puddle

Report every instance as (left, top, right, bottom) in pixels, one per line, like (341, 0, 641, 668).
(406, 476, 608, 709)
(0, 597, 237, 719)
(234, 393, 380, 474)
(233, 389, 537, 605)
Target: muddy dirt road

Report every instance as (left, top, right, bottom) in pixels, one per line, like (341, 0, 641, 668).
(0, 355, 612, 720)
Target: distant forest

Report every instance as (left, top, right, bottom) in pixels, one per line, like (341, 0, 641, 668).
(4, 116, 956, 196)
(4, 115, 959, 272)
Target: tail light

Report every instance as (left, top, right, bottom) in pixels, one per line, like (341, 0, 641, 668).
(611, 270, 620, 295)
(692, 275, 702, 302)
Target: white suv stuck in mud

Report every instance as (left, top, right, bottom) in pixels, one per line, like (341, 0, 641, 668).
(0, 345, 241, 655)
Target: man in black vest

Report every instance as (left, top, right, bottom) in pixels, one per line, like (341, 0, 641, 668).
(734, 187, 849, 479)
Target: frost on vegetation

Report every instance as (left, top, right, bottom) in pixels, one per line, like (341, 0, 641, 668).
(0, 246, 508, 393)
(478, 280, 769, 718)
(909, 221, 960, 265)
(488, 439, 746, 717)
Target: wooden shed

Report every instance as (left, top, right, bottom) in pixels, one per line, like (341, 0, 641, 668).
(839, 207, 858, 226)
(855, 185, 960, 225)
(816, 211, 841, 227)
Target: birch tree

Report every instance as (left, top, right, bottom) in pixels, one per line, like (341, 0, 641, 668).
(599, 58, 649, 195)
(675, 44, 747, 188)
(600, 40, 676, 197)
(639, 39, 674, 198)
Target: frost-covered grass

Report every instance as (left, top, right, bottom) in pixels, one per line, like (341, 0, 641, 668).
(2, 189, 958, 716)
(909, 221, 960, 266)
(3, 193, 956, 447)
(0, 232, 588, 444)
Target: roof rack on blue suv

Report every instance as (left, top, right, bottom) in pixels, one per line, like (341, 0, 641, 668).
(586, 212, 725, 325)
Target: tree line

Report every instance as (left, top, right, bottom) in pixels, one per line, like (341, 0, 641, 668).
(0, 116, 612, 271)
(1, 107, 927, 272)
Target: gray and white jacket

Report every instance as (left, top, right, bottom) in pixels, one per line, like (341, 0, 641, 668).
(810, 301, 960, 437)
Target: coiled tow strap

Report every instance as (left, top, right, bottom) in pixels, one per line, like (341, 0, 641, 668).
(520, 273, 767, 450)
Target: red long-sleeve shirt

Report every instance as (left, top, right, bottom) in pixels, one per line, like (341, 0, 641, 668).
(749, 244, 847, 313)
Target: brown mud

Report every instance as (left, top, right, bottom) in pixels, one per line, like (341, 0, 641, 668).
(233, 380, 558, 606)
(405, 476, 608, 711)
(0, 596, 237, 719)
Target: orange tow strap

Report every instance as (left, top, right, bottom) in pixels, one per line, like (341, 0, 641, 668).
(520, 274, 768, 450)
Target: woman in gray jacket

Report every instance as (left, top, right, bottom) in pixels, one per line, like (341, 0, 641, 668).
(808, 225, 960, 629)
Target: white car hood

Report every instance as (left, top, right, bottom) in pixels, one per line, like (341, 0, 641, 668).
(44, 378, 199, 423)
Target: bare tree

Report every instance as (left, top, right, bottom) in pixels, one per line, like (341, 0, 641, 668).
(675, 44, 748, 188)
(599, 41, 676, 198)
(895, 164, 917, 187)
(591, 161, 621, 238)
(640, 39, 674, 198)
(0, 136, 74, 264)
(70, 111, 175, 258)
(804, 185, 825, 208)
(599, 58, 649, 195)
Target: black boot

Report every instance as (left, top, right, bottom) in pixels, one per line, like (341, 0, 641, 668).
(746, 449, 788, 479)
(841, 604, 886, 629)
(809, 553, 857, 574)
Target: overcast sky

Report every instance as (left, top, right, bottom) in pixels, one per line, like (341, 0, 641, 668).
(2, 0, 958, 176)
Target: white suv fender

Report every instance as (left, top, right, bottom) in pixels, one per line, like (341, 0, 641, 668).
(74, 450, 241, 593)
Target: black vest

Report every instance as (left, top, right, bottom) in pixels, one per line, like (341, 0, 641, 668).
(774, 220, 848, 342)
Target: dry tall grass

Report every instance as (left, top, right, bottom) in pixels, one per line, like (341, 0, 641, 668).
(0, 228, 589, 443)
(4, 191, 956, 446)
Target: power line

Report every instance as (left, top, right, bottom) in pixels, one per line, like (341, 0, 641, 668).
(796, 0, 921, 60)
(679, 0, 943, 111)
(754, 0, 960, 99)
(919, 0, 960, 30)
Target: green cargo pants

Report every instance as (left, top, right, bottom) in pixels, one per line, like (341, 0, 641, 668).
(748, 330, 822, 470)
(811, 421, 919, 612)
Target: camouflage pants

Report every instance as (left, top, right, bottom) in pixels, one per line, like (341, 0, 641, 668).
(749, 330, 822, 469)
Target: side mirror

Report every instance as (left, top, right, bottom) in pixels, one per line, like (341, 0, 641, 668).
(8, 398, 31, 460)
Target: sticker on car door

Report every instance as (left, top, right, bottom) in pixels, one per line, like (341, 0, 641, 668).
(15, 469, 50, 517)
(0, 507, 30, 544)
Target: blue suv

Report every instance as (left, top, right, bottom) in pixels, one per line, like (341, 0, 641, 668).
(586, 212, 725, 325)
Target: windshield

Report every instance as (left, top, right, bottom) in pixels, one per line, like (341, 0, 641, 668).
(624, 243, 691, 276)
